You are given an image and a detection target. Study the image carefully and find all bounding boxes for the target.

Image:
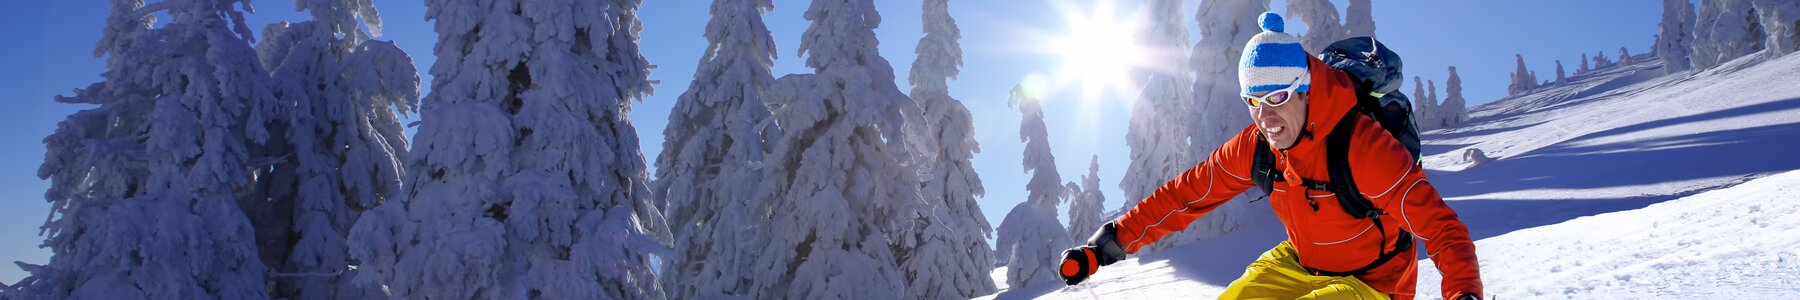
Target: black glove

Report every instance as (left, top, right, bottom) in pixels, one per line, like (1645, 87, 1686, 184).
(1452, 293, 1481, 300)
(1059, 222, 1129, 286)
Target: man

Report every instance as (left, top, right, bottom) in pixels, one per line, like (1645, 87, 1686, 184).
(1057, 12, 1483, 300)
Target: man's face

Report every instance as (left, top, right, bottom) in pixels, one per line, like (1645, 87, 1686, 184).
(1250, 91, 1308, 149)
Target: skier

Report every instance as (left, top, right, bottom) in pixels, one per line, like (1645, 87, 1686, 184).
(1058, 12, 1483, 300)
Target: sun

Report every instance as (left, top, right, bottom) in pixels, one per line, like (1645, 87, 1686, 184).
(1043, 0, 1147, 106)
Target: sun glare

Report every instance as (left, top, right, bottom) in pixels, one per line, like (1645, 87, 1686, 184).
(1043, 1, 1147, 107)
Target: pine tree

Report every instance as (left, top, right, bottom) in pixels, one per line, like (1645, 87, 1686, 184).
(1344, 0, 1376, 37)
(1658, 0, 1698, 74)
(1412, 76, 1437, 130)
(346, 0, 668, 298)
(901, 0, 999, 298)
(247, 1, 418, 299)
(1442, 66, 1469, 126)
(1751, 0, 1799, 56)
(1427, 79, 1443, 128)
(1580, 52, 1591, 73)
(12, 0, 276, 298)
(1288, 0, 1345, 54)
(1067, 155, 1107, 240)
(654, 0, 782, 298)
(1692, 0, 1764, 70)
(1508, 53, 1534, 96)
(1121, 0, 1192, 216)
(995, 85, 1074, 289)
(734, 0, 925, 298)
(1555, 60, 1567, 85)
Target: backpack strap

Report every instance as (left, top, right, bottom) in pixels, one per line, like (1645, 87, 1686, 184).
(1251, 138, 1279, 197)
(1324, 113, 1383, 219)
(1314, 112, 1412, 276)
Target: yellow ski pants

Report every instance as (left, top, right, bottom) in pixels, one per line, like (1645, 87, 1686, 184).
(1218, 242, 1391, 300)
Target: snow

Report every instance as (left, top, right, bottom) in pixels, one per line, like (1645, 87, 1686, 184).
(1416, 170, 1800, 298)
(975, 47, 1800, 300)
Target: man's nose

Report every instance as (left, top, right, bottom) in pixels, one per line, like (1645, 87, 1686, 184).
(1252, 105, 1275, 121)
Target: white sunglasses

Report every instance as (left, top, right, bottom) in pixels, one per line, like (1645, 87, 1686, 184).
(1242, 76, 1303, 108)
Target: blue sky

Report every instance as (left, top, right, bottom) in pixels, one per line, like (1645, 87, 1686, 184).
(0, 0, 1661, 284)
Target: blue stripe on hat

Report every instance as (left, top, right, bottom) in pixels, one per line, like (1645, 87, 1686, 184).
(1242, 43, 1309, 68)
(1245, 83, 1311, 94)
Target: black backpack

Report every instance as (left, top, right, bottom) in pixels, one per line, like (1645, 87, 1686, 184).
(1248, 36, 1421, 276)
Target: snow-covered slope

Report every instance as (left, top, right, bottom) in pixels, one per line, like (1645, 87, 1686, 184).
(1415, 169, 1800, 298)
(977, 51, 1800, 299)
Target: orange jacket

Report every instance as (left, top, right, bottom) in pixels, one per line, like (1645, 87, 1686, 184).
(1113, 55, 1483, 300)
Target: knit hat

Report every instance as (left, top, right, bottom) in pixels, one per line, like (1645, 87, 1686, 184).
(1239, 12, 1310, 95)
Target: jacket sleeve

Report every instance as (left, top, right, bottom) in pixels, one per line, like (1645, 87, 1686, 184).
(1112, 126, 1259, 254)
(1346, 118, 1484, 299)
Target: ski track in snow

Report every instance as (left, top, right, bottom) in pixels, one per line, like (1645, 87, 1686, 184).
(978, 51, 1800, 300)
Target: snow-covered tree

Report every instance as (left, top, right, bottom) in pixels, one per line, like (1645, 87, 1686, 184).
(1508, 53, 1536, 96)
(1580, 52, 1591, 73)
(246, 1, 418, 298)
(995, 85, 1074, 289)
(1344, 0, 1376, 37)
(901, 0, 999, 298)
(653, 0, 780, 298)
(1594, 50, 1613, 69)
(1555, 60, 1567, 86)
(1659, 0, 1698, 74)
(730, 0, 926, 298)
(1752, 0, 1800, 56)
(1288, 0, 1345, 54)
(346, 0, 668, 299)
(1442, 66, 1469, 126)
(1412, 76, 1439, 130)
(1692, 0, 1765, 70)
(10, 0, 277, 298)
(1620, 47, 1633, 64)
(1121, 0, 1192, 214)
(1427, 79, 1443, 127)
(1067, 155, 1107, 241)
